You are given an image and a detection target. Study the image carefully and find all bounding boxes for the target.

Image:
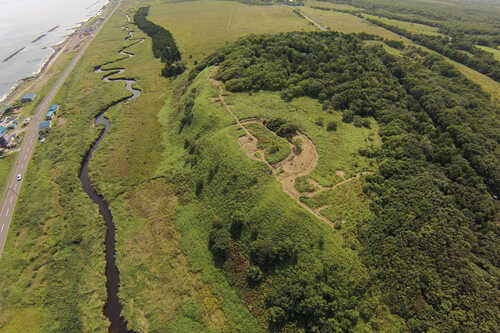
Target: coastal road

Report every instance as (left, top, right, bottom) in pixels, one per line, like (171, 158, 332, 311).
(0, 1, 120, 256)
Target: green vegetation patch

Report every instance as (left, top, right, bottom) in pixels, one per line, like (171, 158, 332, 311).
(0, 153, 17, 197)
(244, 122, 291, 164)
(476, 45, 500, 62)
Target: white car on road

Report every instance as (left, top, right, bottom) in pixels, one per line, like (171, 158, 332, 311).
(16, 174, 22, 181)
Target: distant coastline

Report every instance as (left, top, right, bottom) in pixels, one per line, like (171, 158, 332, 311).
(0, 2, 109, 105)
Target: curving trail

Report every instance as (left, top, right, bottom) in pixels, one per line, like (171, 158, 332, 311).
(79, 16, 143, 333)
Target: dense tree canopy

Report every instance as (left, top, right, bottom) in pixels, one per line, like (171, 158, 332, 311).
(134, 6, 185, 77)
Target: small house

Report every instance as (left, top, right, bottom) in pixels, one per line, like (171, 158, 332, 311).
(0, 126, 7, 136)
(46, 104, 59, 121)
(21, 93, 36, 103)
(46, 110, 56, 120)
(39, 121, 51, 133)
(0, 136, 7, 148)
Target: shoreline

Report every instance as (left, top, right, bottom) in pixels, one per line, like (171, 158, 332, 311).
(0, 1, 111, 107)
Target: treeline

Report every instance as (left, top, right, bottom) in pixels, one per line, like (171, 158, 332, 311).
(365, 17, 500, 82)
(320, 0, 500, 42)
(195, 31, 500, 331)
(134, 6, 185, 77)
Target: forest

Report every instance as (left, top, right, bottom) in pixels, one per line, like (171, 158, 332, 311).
(309, 1, 500, 82)
(364, 17, 500, 82)
(191, 31, 500, 331)
(134, 6, 185, 77)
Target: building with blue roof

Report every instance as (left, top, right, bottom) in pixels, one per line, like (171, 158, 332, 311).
(0, 126, 7, 136)
(46, 110, 56, 120)
(1, 105, 10, 116)
(49, 104, 59, 112)
(21, 93, 36, 103)
(39, 121, 51, 133)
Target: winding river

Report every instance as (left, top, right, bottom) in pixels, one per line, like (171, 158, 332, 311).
(79, 18, 143, 333)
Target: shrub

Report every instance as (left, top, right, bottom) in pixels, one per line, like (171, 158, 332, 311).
(230, 211, 245, 240)
(327, 121, 337, 131)
(208, 228, 231, 259)
(342, 110, 354, 123)
(276, 124, 299, 139)
(315, 118, 324, 126)
(293, 138, 302, 154)
(247, 266, 264, 286)
(265, 118, 287, 132)
(353, 116, 363, 128)
(268, 306, 286, 328)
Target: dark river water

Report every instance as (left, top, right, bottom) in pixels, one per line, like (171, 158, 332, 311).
(79, 22, 143, 333)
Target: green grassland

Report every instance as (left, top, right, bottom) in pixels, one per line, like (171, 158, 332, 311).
(300, 6, 408, 41)
(147, 0, 315, 64)
(301, 176, 373, 249)
(226, 92, 380, 186)
(362, 13, 444, 36)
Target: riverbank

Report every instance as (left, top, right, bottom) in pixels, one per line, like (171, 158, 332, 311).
(0, 1, 112, 108)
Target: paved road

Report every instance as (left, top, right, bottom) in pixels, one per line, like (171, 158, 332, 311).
(0, 1, 120, 256)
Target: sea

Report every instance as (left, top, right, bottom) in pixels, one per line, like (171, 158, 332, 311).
(0, 0, 110, 103)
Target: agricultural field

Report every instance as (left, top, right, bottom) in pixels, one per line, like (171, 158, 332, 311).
(306, 0, 362, 11)
(147, 1, 315, 64)
(362, 13, 444, 36)
(300, 6, 408, 40)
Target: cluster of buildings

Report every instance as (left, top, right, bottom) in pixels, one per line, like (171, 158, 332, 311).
(0, 92, 61, 151)
(39, 104, 59, 134)
(0, 116, 21, 149)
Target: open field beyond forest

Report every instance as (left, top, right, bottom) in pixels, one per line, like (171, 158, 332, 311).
(147, 1, 315, 64)
(299, 6, 407, 40)
(361, 13, 444, 36)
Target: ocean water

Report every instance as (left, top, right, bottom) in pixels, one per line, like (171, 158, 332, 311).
(0, 0, 110, 102)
